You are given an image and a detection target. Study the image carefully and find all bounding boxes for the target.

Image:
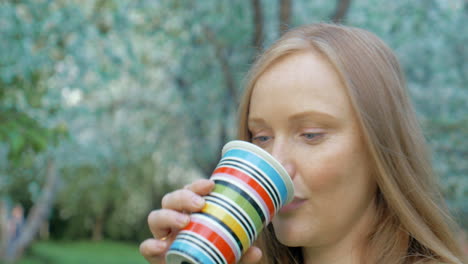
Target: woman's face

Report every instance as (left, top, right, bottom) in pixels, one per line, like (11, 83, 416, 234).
(248, 51, 377, 251)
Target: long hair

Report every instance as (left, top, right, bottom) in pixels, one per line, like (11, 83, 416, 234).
(237, 23, 465, 264)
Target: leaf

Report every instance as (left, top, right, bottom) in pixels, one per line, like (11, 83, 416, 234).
(9, 131, 25, 156)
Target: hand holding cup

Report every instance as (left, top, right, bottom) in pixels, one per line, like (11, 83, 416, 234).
(141, 141, 294, 264)
(140, 180, 263, 264)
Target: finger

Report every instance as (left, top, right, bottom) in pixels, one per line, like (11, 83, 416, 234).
(239, 246, 263, 264)
(148, 209, 190, 239)
(183, 179, 215, 195)
(139, 238, 168, 263)
(161, 189, 206, 212)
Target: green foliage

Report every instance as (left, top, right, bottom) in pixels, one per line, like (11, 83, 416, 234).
(1, 0, 466, 244)
(0, 0, 70, 166)
(19, 240, 146, 264)
(0, 110, 67, 161)
(347, 0, 468, 227)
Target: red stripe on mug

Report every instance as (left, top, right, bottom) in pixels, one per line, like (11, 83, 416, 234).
(214, 166, 275, 219)
(183, 221, 237, 264)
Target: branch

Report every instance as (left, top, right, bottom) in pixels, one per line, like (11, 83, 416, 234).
(202, 26, 237, 103)
(331, 0, 351, 23)
(251, 0, 264, 52)
(0, 201, 8, 259)
(202, 26, 237, 170)
(279, 0, 292, 35)
(5, 159, 59, 262)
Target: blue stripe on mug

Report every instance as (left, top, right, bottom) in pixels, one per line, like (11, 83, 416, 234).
(223, 149, 288, 205)
(169, 239, 216, 264)
(178, 232, 225, 264)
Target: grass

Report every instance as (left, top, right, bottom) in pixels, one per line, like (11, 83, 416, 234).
(18, 240, 147, 264)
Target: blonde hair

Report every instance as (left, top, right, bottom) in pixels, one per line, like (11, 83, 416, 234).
(237, 24, 465, 264)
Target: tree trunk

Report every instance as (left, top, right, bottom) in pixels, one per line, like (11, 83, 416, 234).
(202, 27, 237, 104)
(251, 0, 264, 52)
(1, 159, 59, 263)
(331, 0, 351, 23)
(202, 26, 238, 175)
(279, 0, 292, 35)
(39, 221, 49, 240)
(92, 216, 104, 241)
(0, 200, 9, 259)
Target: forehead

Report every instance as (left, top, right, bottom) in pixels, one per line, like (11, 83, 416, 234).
(249, 51, 354, 122)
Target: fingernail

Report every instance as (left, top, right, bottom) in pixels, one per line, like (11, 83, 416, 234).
(177, 214, 190, 227)
(192, 196, 205, 208)
(155, 240, 167, 250)
(207, 180, 215, 187)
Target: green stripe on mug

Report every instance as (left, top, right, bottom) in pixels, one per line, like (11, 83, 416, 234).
(212, 184, 263, 233)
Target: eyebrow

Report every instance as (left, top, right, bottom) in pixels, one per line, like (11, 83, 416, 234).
(248, 110, 340, 126)
(289, 110, 339, 122)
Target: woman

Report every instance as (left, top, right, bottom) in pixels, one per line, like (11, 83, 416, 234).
(140, 24, 465, 264)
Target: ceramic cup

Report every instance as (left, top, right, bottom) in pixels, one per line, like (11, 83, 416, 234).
(166, 140, 294, 264)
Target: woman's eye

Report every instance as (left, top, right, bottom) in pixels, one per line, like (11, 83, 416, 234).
(302, 133, 323, 141)
(253, 136, 270, 142)
(252, 135, 271, 143)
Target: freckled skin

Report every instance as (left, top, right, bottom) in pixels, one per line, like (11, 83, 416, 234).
(248, 51, 377, 262)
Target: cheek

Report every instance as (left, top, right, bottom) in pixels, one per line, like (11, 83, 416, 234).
(301, 161, 341, 192)
(298, 136, 370, 193)
(298, 149, 349, 192)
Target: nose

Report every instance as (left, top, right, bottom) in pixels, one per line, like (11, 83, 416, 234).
(270, 141, 296, 180)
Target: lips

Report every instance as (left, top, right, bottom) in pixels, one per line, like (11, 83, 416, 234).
(279, 197, 307, 214)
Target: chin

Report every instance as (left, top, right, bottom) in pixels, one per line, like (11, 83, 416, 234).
(274, 230, 303, 247)
(271, 219, 304, 247)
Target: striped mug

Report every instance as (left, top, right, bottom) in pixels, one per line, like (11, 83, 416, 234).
(166, 140, 294, 264)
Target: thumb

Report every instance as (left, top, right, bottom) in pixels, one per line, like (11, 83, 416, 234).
(239, 246, 262, 264)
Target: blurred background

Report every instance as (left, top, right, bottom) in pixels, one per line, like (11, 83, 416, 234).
(0, 0, 466, 263)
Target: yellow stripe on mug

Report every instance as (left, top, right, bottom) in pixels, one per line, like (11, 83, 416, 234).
(202, 202, 250, 252)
